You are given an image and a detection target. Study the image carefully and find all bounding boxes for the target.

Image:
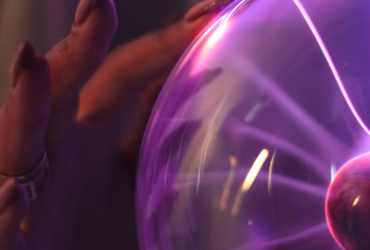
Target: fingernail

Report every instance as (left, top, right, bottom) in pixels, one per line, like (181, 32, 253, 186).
(0, 178, 17, 213)
(10, 42, 36, 87)
(75, 0, 99, 25)
(185, 0, 234, 22)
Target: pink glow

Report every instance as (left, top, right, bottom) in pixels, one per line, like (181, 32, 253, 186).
(293, 0, 370, 136)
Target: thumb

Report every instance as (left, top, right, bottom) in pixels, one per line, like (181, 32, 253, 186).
(0, 178, 29, 250)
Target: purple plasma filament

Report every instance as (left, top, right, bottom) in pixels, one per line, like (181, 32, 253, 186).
(293, 0, 370, 137)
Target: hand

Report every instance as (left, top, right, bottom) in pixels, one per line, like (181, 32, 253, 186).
(0, 0, 228, 249)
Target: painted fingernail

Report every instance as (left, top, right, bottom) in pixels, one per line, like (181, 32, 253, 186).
(0, 178, 17, 214)
(75, 0, 99, 25)
(185, 0, 234, 22)
(10, 42, 36, 87)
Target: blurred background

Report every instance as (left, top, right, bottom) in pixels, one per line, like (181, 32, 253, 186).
(0, 0, 201, 106)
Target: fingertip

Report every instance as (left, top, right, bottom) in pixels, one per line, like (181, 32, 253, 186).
(140, 78, 165, 107)
(119, 78, 165, 169)
(0, 178, 29, 218)
(71, 0, 118, 51)
(0, 178, 17, 213)
(10, 42, 51, 92)
(10, 42, 35, 86)
(46, 0, 117, 113)
(0, 44, 50, 176)
(3, 43, 51, 143)
(13, 182, 30, 217)
(184, 0, 233, 23)
(75, 0, 98, 26)
(0, 179, 29, 250)
(78, 0, 118, 37)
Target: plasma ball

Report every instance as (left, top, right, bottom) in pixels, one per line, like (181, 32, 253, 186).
(326, 153, 370, 250)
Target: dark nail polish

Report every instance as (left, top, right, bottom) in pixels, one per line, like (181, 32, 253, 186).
(10, 42, 36, 87)
(75, 0, 98, 26)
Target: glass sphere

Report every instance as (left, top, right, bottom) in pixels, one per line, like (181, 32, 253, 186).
(136, 0, 370, 249)
(326, 153, 370, 250)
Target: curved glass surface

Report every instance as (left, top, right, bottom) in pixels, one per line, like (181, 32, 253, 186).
(136, 0, 370, 249)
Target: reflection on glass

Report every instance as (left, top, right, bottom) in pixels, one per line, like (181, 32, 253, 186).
(242, 149, 269, 192)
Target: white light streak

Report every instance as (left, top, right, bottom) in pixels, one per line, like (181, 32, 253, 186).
(293, 0, 370, 137)
(242, 149, 269, 191)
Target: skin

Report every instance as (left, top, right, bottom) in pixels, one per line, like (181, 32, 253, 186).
(0, 0, 223, 249)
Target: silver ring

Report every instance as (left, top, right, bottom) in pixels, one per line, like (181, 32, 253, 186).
(0, 151, 50, 199)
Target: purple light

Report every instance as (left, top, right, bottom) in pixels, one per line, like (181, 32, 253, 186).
(293, 0, 370, 137)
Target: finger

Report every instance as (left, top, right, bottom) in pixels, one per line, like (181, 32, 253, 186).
(46, 0, 117, 142)
(184, 0, 233, 22)
(77, 0, 232, 121)
(119, 78, 165, 174)
(0, 43, 50, 175)
(0, 179, 29, 250)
